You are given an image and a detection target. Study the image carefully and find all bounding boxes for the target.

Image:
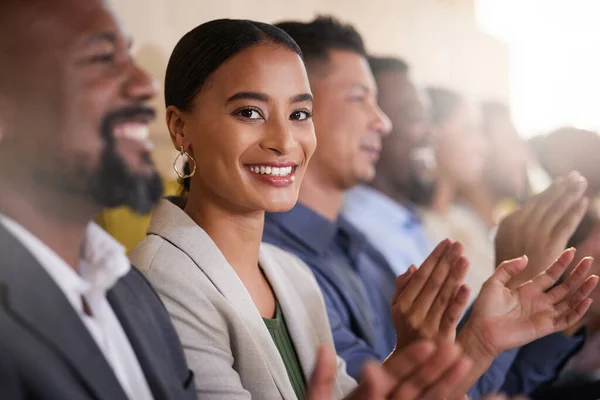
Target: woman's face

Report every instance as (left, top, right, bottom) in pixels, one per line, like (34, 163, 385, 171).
(433, 101, 487, 187)
(171, 44, 315, 213)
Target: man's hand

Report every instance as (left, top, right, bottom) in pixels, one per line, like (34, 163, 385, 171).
(460, 248, 598, 359)
(391, 239, 470, 350)
(495, 171, 588, 288)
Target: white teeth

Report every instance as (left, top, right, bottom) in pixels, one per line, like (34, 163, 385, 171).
(248, 165, 294, 176)
(118, 124, 149, 141)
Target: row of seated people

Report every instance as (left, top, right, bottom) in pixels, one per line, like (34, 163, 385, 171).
(2, 0, 599, 399)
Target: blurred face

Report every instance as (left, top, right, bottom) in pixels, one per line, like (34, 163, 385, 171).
(168, 44, 315, 213)
(375, 70, 434, 198)
(484, 113, 530, 199)
(307, 50, 392, 190)
(433, 101, 487, 187)
(0, 0, 162, 213)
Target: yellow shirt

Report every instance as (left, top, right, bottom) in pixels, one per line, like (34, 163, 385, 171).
(95, 180, 181, 254)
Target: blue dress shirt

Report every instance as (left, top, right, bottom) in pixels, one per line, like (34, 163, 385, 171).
(264, 203, 397, 379)
(263, 201, 583, 398)
(343, 185, 432, 276)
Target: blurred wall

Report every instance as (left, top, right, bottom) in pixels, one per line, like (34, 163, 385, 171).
(113, 0, 509, 178)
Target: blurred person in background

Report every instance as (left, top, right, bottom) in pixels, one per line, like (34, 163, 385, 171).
(453, 101, 531, 297)
(460, 102, 530, 228)
(418, 86, 490, 304)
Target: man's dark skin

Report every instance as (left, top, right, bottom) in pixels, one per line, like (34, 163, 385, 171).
(369, 63, 433, 205)
(0, 0, 163, 271)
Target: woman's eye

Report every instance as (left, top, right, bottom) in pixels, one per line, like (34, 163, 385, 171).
(290, 110, 312, 121)
(237, 108, 262, 119)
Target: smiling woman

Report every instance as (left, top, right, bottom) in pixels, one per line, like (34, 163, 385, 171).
(129, 19, 356, 399)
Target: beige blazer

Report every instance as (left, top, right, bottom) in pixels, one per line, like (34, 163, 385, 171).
(130, 199, 356, 399)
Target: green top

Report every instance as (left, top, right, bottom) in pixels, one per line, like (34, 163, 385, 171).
(263, 302, 307, 399)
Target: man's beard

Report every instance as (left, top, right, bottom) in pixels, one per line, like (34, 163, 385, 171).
(88, 106, 164, 214)
(405, 145, 436, 205)
(405, 166, 436, 206)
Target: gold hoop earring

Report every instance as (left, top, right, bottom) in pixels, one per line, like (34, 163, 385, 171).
(173, 146, 197, 179)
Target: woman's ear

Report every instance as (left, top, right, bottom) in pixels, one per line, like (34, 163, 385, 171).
(166, 105, 189, 151)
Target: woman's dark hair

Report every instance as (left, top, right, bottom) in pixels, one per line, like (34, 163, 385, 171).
(426, 87, 463, 126)
(164, 19, 303, 193)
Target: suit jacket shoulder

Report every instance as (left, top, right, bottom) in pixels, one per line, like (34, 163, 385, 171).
(0, 222, 195, 400)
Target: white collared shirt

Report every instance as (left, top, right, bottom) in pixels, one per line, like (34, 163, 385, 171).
(0, 214, 154, 400)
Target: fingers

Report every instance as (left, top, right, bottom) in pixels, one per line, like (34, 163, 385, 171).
(383, 341, 437, 379)
(520, 176, 565, 220)
(549, 196, 589, 244)
(553, 274, 598, 317)
(420, 356, 473, 400)
(540, 172, 588, 233)
(489, 256, 529, 286)
(356, 362, 397, 398)
(547, 256, 593, 303)
(424, 255, 469, 335)
(305, 345, 337, 400)
(390, 343, 470, 400)
(529, 248, 576, 291)
(439, 284, 471, 338)
(392, 265, 417, 306)
(397, 239, 452, 310)
(405, 243, 464, 326)
(554, 297, 594, 332)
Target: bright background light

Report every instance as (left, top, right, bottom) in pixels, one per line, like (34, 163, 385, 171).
(476, 0, 600, 137)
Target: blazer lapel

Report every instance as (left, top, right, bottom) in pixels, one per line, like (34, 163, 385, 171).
(107, 275, 172, 400)
(0, 224, 128, 400)
(260, 246, 348, 399)
(259, 246, 318, 375)
(147, 199, 297, 400)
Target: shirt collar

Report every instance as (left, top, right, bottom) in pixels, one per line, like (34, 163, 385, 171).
(337, 216, 372, 264)
(0, 214, 130, 298)
(80, 222, 131, 292)
(344, 185, 421, 228)
(265, 202, 338, 255)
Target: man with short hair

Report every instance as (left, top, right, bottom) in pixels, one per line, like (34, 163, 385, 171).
(343, 56, 434, 276)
